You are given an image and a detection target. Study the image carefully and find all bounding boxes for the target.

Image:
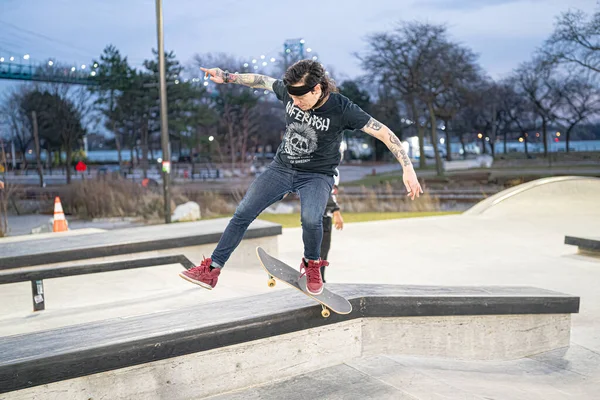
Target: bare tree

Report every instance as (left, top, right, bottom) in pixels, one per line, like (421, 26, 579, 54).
(358, 21, 481, 175)
(0, 87, 33, 170)
(194, 53, 261, 171)
(544, 8, 600, 73)
(468, 80, 512, 159)
(219, 92, 259, 171)
(513, 58, 562, 157)
(357, 22, 448, 170)
(429, 44, 481, 163)
(369, 83, 405, 161)
(0, 137, 13, 236)
(496, 83, 521, 154)
(502, 78, 539, 156)
(554, 74, 600, 151)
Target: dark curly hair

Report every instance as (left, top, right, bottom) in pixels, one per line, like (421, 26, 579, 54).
(283, 59, 337, 98)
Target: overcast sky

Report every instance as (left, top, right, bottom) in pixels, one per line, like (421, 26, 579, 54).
(0, 0, 597, 85)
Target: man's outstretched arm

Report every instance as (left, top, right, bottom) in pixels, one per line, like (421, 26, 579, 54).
(228, 73, 276, 90)
(361, 118, 412, 168)
(200, 67, 276, 91)
(360, 117, 423, 199)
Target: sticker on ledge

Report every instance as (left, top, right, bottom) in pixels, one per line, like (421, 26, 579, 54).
(34, 295, 44, 304)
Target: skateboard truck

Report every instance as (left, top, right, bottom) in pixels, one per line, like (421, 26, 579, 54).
(267, 274, 331, 318)
(257, 247, 351, 319)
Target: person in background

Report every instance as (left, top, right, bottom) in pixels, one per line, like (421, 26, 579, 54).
(320, 169, 343, 283)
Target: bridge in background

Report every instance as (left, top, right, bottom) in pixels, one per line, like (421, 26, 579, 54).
(0, 59, 99, 86)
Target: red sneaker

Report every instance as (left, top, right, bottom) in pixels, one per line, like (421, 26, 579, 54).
(179, 257, 220, 290)
(300, 258, 328, 295)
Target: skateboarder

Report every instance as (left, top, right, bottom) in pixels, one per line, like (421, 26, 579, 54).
(180, 59, 423, 295)
(320, 169, 343, 283)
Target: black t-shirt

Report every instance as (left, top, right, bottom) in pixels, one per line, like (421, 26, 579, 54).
(272, 79, 371, 176)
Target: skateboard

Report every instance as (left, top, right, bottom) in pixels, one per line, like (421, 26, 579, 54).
(256, 246, 352, 318)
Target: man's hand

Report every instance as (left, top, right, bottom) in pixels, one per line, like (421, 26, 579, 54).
(403, 167, 423, 200)
(200, 67, 226, 84)
(0, 181, 4, 190)
(333, 210, 344, 230)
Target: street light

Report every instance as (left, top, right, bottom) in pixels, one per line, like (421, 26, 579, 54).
(477, 133, 483, 139)
(208, 136, 214, 142)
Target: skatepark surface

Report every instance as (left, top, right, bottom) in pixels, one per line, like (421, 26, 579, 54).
(1, 176, 599, 399)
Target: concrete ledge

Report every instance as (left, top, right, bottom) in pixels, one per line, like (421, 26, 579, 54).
(0, 285, 579, 397)
(565, 235, 600, 255)
(0, 218, 281, 269)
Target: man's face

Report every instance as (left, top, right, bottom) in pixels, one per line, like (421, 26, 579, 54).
(289, 84, 322, 111)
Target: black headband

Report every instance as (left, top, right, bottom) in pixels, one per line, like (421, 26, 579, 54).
(286, 84, 315, 96)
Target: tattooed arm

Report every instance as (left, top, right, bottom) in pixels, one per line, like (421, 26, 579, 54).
(361, 118, 412, 168)
(227, 73, 275, 90)
(200, 67, 275, 91)
(361, 117, 423, 199)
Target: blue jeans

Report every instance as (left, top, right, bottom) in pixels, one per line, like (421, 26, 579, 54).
(211, 161, 335, 268)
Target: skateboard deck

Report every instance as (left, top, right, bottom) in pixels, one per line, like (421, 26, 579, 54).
(256, 246, 352, 318)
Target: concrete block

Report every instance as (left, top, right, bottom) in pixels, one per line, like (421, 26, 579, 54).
(5, 320, 362, 400)
(362, 314, 571, 361)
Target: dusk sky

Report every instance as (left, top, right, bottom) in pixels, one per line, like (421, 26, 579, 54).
(0, 0, 597, 86)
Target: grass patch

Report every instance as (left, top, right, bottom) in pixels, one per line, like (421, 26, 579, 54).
(345, 165, 600, 187)
(344, 174, 404, 187)
(254, 211, 460, 228)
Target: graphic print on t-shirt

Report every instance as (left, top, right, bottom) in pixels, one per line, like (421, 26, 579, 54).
(282, 101, 331, 164)
(283, 122, 318, 157)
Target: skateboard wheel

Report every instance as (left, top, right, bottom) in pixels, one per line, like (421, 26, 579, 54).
(267, 278, 276, 288)
(321, 308, 330, 318)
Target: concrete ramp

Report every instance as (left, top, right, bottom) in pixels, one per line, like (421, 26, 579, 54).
(464, 176, 600, 218)
(0, 284, 578, 399)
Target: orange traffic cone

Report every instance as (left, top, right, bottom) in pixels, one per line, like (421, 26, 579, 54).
(52, 196, 68, 232)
